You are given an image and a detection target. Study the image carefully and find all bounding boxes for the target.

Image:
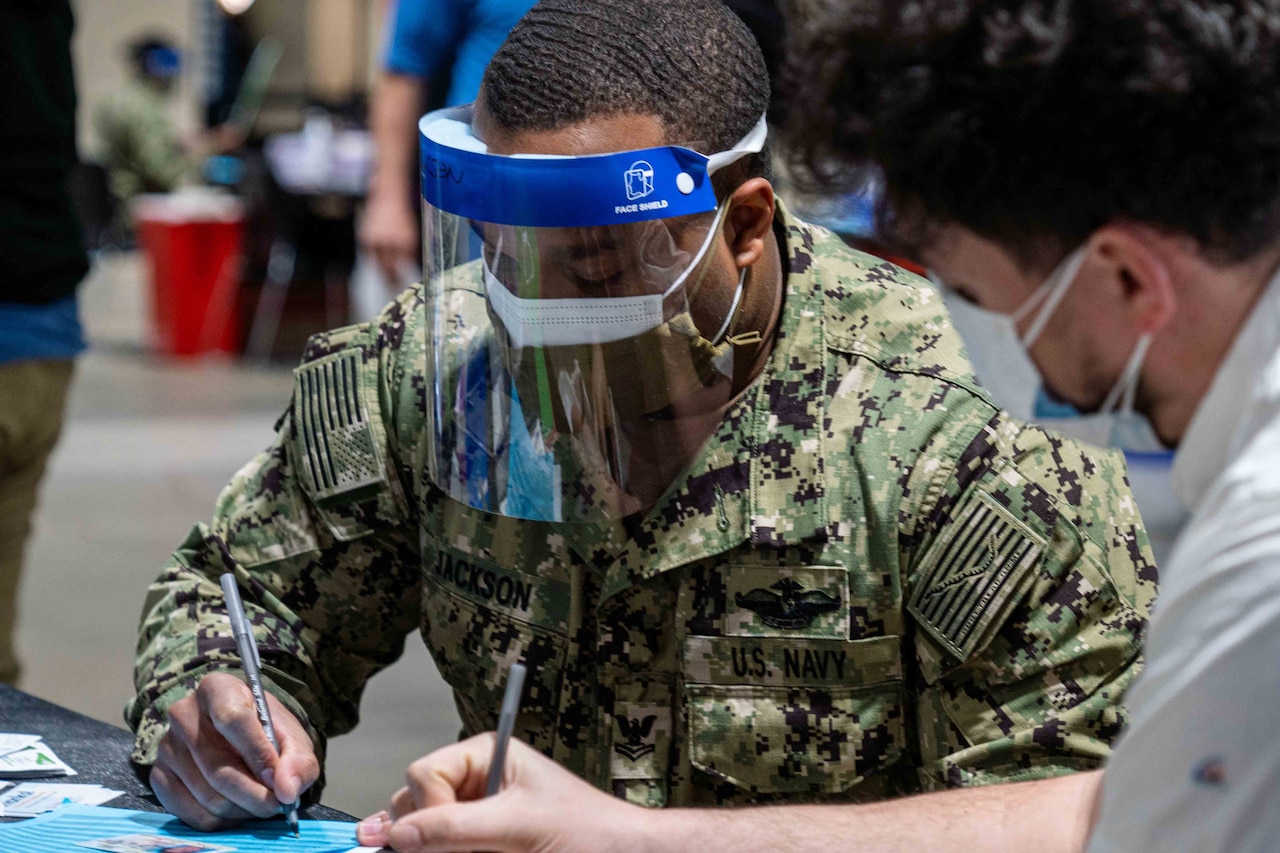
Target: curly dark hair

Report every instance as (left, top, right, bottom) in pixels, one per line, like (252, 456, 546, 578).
(481, 0, 772, 188)
(780, 0, 1280, 268)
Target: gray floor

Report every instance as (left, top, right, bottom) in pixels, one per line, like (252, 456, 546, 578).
(15, 252, 460, 819)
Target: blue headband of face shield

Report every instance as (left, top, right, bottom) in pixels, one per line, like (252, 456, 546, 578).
(418, 105, 768, 228)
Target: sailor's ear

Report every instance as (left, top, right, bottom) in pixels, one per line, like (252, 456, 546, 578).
(725, 178, 775, 269)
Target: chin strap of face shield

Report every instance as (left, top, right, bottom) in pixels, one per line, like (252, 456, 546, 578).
(711, 265, 767, 349)
(712, 268, 748, 344)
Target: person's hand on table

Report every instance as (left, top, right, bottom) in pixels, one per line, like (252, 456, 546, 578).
(356, 733, 645, 853)
(359, 187, 420, 286)
(150, 671, 320, 831)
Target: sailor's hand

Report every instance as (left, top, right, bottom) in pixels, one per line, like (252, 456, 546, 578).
(357, 734, 644, 853)
(150, 671, 319, 831)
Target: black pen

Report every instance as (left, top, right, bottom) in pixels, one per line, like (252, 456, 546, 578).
(220, 572, 301, 837)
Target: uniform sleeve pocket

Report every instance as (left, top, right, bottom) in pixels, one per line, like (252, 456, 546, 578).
(683, 635, 907, 795)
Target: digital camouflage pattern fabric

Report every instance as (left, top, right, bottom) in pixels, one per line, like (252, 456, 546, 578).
(128, 205, 1157, 807)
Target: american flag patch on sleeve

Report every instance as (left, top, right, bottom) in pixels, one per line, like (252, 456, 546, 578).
(293, 349, 386, 503)
(908, 490, 1046, 661)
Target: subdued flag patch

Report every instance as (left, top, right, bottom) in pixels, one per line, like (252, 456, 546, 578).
(294, 349, 386, 503)
(908, 490, 1045, 661)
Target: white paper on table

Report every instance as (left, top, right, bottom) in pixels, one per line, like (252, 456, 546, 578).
(1, 783, 123, 817)
(0, 735, 44, 758)
(0, 743, 76, 778)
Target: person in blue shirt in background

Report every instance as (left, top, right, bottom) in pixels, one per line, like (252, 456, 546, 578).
(359, 0, 536, 286)
(0, 0, 89, 686)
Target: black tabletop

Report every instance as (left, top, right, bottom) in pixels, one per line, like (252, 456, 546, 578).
(0, 685, 352, 823)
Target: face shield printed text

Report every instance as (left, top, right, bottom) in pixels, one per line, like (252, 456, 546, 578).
(424, 155, 464, 185)
(615, 199, 670, 216)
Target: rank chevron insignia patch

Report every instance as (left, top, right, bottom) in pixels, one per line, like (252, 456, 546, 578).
(614, 714, 658, 761)
(907, 490, 1045, 661)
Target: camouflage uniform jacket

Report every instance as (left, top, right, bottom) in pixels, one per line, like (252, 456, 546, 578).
(129, 207, 1157, 807)
(94, 81, 186, 206)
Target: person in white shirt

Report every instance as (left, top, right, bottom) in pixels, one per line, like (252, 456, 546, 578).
(774, 1, 1280, 850)
(351, 2, 1280, 852)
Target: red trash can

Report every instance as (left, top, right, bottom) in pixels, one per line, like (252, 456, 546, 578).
(133, 193, 245, 356)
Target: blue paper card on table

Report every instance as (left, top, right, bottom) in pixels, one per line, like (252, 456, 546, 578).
(0, 804, 383, 852)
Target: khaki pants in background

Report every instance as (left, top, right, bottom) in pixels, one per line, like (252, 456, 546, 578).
(0, 359, 75, 685)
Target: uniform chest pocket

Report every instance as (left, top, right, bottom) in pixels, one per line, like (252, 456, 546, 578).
(683, 635, 906, 796)
(420, 548, 570, 736)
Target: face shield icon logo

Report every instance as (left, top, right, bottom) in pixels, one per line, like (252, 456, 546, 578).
(624, 160, 655, 201)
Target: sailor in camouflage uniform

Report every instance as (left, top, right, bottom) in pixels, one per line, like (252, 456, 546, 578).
(127, 0, 1155, 839)
(94, 38, 187, 214)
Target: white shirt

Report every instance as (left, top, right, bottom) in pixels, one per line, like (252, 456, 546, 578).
(1090, 271, 1280, 852)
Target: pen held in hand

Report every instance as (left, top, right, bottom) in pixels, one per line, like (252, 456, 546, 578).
(219, 572, 302, 837)
(485, 662, 528, 796)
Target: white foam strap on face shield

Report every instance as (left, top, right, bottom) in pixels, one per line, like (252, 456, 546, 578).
(707, 117, 768, 174)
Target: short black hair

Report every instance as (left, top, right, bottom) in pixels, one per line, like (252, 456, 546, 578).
(780, 0, 1280, 269)
(481, 0, 772, 189)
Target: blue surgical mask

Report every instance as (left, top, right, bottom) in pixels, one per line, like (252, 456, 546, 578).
(935, 246, 1165, 452)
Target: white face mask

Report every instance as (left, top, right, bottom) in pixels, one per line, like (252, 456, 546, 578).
(935, 246, 1165, 452)
(485, 201, 735, 349)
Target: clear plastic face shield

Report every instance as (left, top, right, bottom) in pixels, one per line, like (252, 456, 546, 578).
(419, 105, 767, 522)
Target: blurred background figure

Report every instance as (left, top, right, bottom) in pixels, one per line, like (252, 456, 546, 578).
(354, 0, 535, 317)
(0, 0, 89, 685)
(94, 36, 190, 216)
